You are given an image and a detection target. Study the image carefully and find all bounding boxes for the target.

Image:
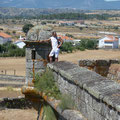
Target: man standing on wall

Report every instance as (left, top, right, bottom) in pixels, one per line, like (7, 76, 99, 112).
(49, 31, 63, 63)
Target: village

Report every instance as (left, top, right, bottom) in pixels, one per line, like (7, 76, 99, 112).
(0, 18, 120, 49)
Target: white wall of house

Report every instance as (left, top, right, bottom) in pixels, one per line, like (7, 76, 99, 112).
(119, 38, 120, 48)
(104, 42, 113, 49)
(98, 36, 110, 48)
(14, 41, 25, 48)
(0, 37, 4, 44)
(0, 37, 12, 45)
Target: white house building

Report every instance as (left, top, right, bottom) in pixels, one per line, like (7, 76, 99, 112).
(13, 35, 26, 48)
(14, 41, 25, 48)
(0, 32, 12, 45)
(59, 21, 75, 26)
(98, 35, 119, 49)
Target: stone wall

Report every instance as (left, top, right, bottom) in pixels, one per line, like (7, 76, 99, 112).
(0, 97, 33, 110)
(26, 43, 51, 84)
(0, 75, 25, 82)
(79, 59, 120, 77)
(47, 61, 120, 120)
(107, 64, 120, 83)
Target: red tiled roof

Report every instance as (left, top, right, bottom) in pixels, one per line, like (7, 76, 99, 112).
(0, 32, 11, 38)
(58, 35, 73, 40)
(104, 40, 113, 42)
(106, 35, 118, 41)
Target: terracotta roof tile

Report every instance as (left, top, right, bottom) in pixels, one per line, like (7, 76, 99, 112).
(104, 40, 114, 42)
(58, 35, 73, 40)
(106, 35, 118, 41)
(0, 32, 11, 38)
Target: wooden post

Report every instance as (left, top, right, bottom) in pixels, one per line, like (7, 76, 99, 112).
(5, 70, 6, 75)
(14, 70, 16, 76)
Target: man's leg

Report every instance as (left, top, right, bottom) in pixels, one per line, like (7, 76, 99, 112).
(49, 56, 53, 63)
(55, 48, 59, 62)
(49, 49, 54, 63)
(55, 58, 58, 62)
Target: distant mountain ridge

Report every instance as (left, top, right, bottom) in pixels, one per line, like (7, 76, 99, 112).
(0, 8, 85, 18)
(0, 0, 120, 9)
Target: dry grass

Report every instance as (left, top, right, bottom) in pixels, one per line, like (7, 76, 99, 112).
(0, 57, 25, 76)
(59, 49, 120, 64)
(0, 50, 120, 76)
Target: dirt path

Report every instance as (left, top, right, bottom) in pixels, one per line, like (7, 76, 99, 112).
(0, 89, 24, 98)
(0, 109, 38, 120)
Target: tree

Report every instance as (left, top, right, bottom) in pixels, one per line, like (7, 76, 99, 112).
(41, 21, 46, 25)
(65, 33, 74, 38)
(22, 24, 34, 34)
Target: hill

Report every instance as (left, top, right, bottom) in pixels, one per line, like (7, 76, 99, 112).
(0, 0, 120, 9)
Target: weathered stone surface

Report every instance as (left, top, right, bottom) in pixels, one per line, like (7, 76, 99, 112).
(26, 47, 32, 60)
(26, 25, 53, 41)
(26, 60, 45, 69)
(62, 110, 86, 120)
(107, 64, 120, 83)
(79, 59, 120, 77)
(48, 61, 120, 120)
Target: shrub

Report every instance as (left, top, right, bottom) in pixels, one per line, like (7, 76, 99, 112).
(77, 39, 98, 50)
(8, 48, 25, 57)
(75, 45, 85, 51)
(41, 21, 47, 25)
(12, 30, 16, 34)
(43, 105, 57, 120)
(0, 44, 6, 53)
(59, 94, 75, 111)
(0, 43, 25, 57)
(22, 23, 34, 34)
(61, 42, 74, 53)
(34, 69, 61, 99)
(65, 33, 74, 38)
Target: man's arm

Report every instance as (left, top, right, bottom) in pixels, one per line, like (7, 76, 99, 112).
(57, 38, 63, 48)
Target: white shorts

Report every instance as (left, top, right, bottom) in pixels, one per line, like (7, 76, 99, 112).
(49, 48, 60, 58)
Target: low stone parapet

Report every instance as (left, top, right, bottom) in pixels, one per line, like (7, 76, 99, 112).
(107, 64, 120, 83)
(79, 59, 120, 77)
(0, 97, 32, 110)
(48, 61, 120, 120)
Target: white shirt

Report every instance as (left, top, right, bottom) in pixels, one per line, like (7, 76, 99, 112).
(50, 36, 58, 49)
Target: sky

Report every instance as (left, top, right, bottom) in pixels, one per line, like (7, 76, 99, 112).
(105, 0, 120, 1)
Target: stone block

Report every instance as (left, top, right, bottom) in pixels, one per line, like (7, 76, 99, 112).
(62, 110, 86, 120)
(76, 87, 84, 102)
(92, 97, 102, 114)
(84, 79, 116, 99)
(26, 48, 32, 60)
(101, 103, 118, 120)
(26, 60, 45, 69)
(77, 100, 87, 118)
(79, 60, 96, 67)
(67, 83, 77, 97)
(53, 71, 58, 82)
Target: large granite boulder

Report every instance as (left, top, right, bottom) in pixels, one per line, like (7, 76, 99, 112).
(26, 25, 53, 41)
